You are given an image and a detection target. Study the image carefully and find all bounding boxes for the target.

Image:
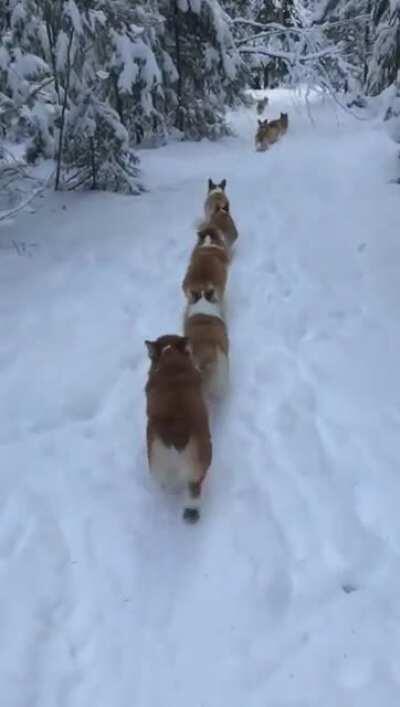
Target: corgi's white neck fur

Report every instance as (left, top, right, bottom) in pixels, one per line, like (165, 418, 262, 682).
(186, 297, 224, 320)
(199, 234, 224, 250)
(209, 187, 224, 195)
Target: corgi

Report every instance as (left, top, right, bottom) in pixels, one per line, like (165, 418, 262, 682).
(182, 225, 230, 304)
(255, 113, 288, 151)
(145, 335, 212, 523)
(184, 296, 229, 399)
(203, 177, 238, 253)
(280, 112, 289, 135)
(256, 96, 269, 115)
(211, 209, 238, 251)
(255, 118, 280, 151)
(196, 211, 238, 259)
(204, 178, 229, 219)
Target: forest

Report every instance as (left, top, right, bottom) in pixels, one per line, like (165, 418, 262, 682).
(1, 0, 399, 212)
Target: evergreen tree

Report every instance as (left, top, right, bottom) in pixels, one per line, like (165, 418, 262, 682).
(224, 0, 295, 88)
(60, 93, 141, 192)
(1, 0, 249, 197)
(367, 0, 400, 96)
(159, 0, 246, 139)
(0, 0, 54, 153)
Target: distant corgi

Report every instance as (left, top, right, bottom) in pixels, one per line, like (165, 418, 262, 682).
(280, 112, 289, 135)
(182, 225, 230, 304)
(256, 96, 269, 115)
(204, 178, 229, 219)
(145, 335, 212, 523)
(255, 113, 288, 151)
(184, 296, 229, 399)
(255, 118, 280, 151)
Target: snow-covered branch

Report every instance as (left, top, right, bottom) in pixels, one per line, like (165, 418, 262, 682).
(240, 46, 340, 63)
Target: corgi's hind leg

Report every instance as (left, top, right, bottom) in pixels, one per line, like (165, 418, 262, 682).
(183, 481, 201, 524)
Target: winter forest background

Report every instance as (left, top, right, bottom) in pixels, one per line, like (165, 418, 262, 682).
(1, 0, 400, 210)
(2, 5, 400, 704)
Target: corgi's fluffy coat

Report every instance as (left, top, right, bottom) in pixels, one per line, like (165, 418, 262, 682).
(184, 296, 229, 399)
(205, 209, 238, 254)
(182, 225, 230, 304)
(203, 179, 238, 253)
(145, 335, 212, 523)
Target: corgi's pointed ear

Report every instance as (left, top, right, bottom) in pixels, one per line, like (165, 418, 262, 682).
(208, 178, 215, 191)
(258, 119, 263, 126)
(145, 340, 157, 360)
(219, 179, 226, 190)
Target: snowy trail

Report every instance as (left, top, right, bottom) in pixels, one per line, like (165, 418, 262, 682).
(2, 90, 400, 706)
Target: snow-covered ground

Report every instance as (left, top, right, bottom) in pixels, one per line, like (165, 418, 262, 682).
(1, 89, 400, 707)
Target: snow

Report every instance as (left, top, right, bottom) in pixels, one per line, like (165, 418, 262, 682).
(56, 31, 71, 73)
(1, 89, 400, 706)
(65, 0, 83, 35)
(111, 32, 161, 96)
(12, 51, 48, 80)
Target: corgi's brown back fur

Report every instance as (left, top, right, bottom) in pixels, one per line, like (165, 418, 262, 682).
(145, 335, 212, 522)
(206, 209, 238, 251)
(182, 225, 229, 303)
(184, 304, 229, 399)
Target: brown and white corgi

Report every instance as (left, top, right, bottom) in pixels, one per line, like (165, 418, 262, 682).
(255, 118, 280, 151)
(203, 208, 238, 255)
(204, 178, 229, 220)
(184, 295, 229, 399)
(182, 225, 230, 304)
(255, 113, 288, 151)
(203, 178, 238, 253)
(145, 335, 212, 523)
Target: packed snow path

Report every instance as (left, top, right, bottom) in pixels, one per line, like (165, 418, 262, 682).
(1, 91, 400, 707)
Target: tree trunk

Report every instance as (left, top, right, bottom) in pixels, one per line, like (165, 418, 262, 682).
(90, 137, 97, 190)
(44, 0, 62, 103)
(55, 28, 74, 191)
(173, 0, 184, 132)
(363, 0, 372, 87)
(112, 72, 125, 126)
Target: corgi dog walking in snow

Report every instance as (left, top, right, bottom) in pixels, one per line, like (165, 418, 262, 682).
(203, 209, 238, 255)
(280, 111, 289, 135)
(203, 178, 238, 254)
(184, 294, 229, 400)
(145, 335, 212, 523)
(255, 112, 289, 151)
(204, 178, 230, 219)
(182, 224, 230, 305)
